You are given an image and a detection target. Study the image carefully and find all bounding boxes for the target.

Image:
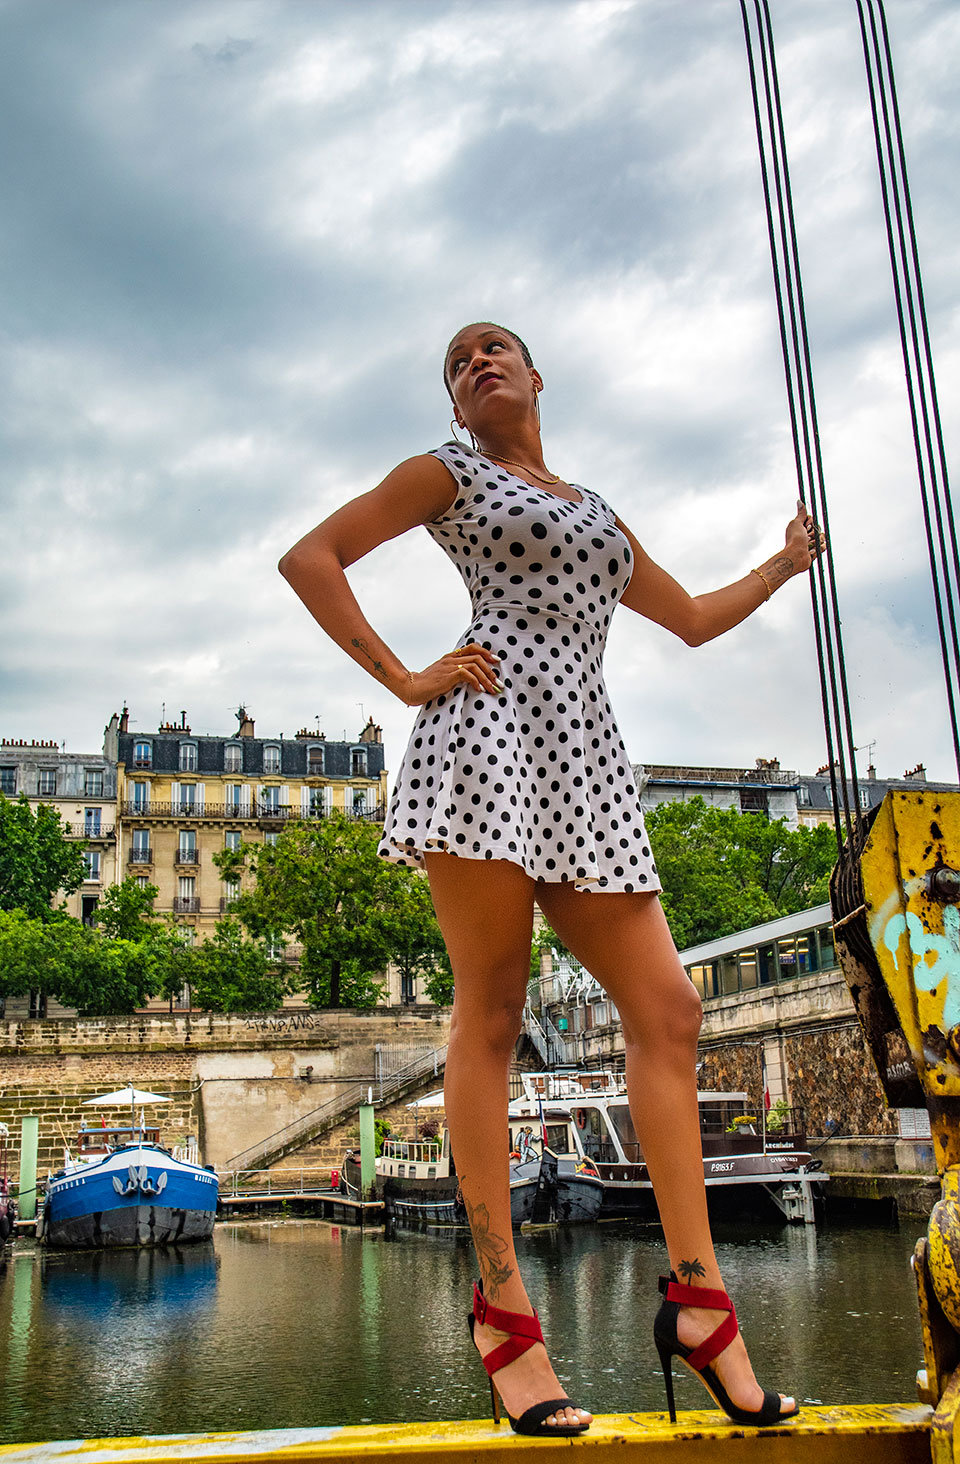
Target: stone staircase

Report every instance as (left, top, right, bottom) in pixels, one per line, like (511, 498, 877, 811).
(222, 1045, 447, 1172)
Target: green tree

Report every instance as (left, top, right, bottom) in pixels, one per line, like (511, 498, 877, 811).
(190, 917, 290, 1013)
(644, 797, 836, 949)
(0, 794, 86, 919)
(216, 813, 441, 1009)
(94, 876, 159, 939)
(0, 909, 158, 1015)
(386, 873, 451, 1005)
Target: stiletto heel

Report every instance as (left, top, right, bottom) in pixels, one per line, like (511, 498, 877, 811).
(466, 1280, 589, 1436)
(653, 1272, 798, 1428)
(656, 1339, 678, 1424)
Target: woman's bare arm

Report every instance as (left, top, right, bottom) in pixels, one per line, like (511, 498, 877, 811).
(278, 454, 501, 704)
(617, 500, 819, 647)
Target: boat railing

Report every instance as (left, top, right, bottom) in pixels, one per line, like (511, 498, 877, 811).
(381, 1139, 443, 1163)
(216, 1167, 333, 1197)
(521, 1069, 624, 1102)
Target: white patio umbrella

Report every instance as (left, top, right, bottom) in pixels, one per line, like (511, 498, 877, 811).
(405, 1090, 445, 1109)
(83, 1085, 171, 1139)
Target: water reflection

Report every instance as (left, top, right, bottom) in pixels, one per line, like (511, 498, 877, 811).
(0, 1214, 924, 1444)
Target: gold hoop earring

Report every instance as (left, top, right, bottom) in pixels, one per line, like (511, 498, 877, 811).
(451, 419, 478, 451)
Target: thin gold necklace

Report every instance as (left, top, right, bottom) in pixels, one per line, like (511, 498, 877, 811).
(484, 451, 562, 486)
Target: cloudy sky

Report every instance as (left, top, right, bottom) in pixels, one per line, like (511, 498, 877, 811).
(3, 0, 958, 785)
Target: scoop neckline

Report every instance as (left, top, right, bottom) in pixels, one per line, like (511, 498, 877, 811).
(468, 447, 585, 507)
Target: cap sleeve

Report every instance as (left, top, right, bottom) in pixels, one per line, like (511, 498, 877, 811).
(426, 442, 486, 526)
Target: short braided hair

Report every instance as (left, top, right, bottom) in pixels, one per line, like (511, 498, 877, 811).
(443, 323, 535, 400)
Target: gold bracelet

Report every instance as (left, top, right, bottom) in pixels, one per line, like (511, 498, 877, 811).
(751, 566, 772, 601)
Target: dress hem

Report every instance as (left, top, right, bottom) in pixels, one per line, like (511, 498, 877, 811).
(378, 833, 662, 895)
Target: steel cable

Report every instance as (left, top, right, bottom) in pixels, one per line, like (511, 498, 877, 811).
(856, 0, 960, 777)
(740, 0, 861, 849)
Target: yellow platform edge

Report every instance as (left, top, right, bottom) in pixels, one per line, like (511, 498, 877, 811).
(0, 1405, 933, 1464)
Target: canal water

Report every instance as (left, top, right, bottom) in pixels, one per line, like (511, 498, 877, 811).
(0, 1214, 923, 1444)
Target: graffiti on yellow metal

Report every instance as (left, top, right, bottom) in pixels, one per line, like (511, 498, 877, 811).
(862, 792, 960, 1097)
(883, 905, 960, 1032)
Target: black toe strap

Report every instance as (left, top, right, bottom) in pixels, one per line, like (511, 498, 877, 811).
(756, 1390, 792, 1427)
(512, 1398, 586, 1434)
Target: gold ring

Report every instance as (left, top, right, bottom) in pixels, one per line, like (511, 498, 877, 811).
(456, 663, 464, 672)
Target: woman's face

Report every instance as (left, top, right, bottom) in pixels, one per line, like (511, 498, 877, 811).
(445, 323, 541, 434)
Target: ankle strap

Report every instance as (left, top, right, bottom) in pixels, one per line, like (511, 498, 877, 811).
(658, 1273, 739, 1373)
(659, 1273, 732, 1313)
(473, 1282, 543, 1341)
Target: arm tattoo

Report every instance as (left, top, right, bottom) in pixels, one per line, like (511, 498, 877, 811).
(351, 637, 387, 680)
(678, 1257, 707, 1281)
(767, 555, 794, 588)
(462, 1192, 514, 1299)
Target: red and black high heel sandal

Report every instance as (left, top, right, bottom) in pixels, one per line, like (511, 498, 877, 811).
(467, 1280, 590, 1436)
(654, 1272, 799, 1427)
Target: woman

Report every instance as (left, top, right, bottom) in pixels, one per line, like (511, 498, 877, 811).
(279, 322, 822, 1436)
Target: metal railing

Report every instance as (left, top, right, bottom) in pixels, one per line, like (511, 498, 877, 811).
(172, 896, 201, 913)
(223, 1043, 448, 1171)
(128, 848, 152, 864)
(216, 1167, 333, 1197)
(174, 849, 200, 865)
(120, 801, 386, 823)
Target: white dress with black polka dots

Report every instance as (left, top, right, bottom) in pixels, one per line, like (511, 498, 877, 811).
(378, 443, 661, 894)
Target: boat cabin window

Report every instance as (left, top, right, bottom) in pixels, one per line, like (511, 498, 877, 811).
(574, 1106, 619, 1163)
(545, 1123, 571, 1154)
(607, 1105, 642, 1162)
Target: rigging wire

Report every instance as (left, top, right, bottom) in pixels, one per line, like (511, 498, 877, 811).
(739, 0, 861, 850)
(856, 0, 960, 778)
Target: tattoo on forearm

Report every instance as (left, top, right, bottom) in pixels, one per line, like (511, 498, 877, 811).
(463, 1192, 514, 1299)
(351, 637, 387, 680)
(767, 555, 793, 587)
(678, 1257, 706, 1281)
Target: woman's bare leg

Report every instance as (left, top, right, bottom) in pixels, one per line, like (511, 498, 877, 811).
(537, 884, 795, 1416)
(424, 853, 590, 1428)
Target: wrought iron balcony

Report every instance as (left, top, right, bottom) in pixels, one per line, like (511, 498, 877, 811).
(119, 800, 387, 824)
(219, 895, 240, 912)
(172, 896, 201, 914)
(66, 825, 116, 840)
(128, 848, 153, 864)
(175, 849, 200, 865)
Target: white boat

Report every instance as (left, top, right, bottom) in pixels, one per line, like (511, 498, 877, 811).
(37, 1087, 218, 1249)
(516, 1071, 827, 1225)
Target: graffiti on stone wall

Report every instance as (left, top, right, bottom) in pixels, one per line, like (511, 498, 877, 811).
(243, 1013, 320, 1033)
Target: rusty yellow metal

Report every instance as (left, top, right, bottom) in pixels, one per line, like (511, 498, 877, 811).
(0, 1407, 934, 1464)
(861, 791, 960, 1121)
(928, 1169, 960, 1334)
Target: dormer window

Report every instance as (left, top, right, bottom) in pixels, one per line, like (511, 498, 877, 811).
(179, 741, 198, 773)
(134, 741, 152, 769)
(263, 745, 281, 774)
(351, 748, 368, 777)
(307, 744, 325, 775)
(224, 743, 243, 774)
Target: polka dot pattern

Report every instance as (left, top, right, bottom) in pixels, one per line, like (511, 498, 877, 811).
(378, 443, 661, 894)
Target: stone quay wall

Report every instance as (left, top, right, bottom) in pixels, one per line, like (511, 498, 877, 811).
(0, 1008, 451, 1184)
